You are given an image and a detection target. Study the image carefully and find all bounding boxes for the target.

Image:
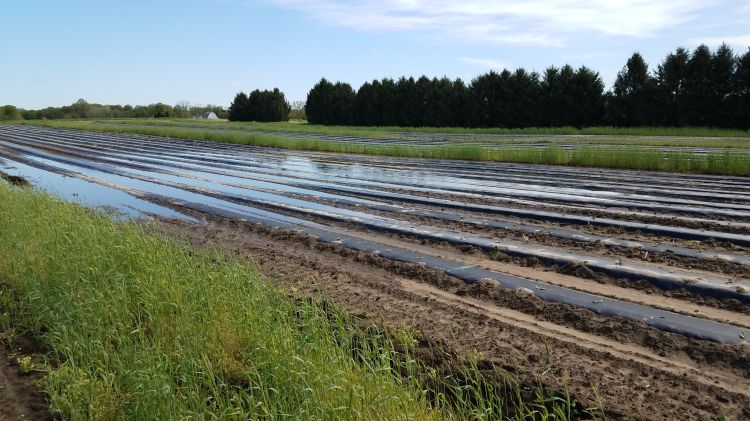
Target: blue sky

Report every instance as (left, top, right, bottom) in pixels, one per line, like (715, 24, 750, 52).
(2, 0, 749, 109)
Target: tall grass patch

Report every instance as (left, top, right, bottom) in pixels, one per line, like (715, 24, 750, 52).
(86, 119, 750, 139)
(0, 185, 443, 419)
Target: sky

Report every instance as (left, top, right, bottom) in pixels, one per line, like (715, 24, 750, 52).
(1, 0, 749, 109)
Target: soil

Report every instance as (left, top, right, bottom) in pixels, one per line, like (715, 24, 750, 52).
(0, 331, 54, 420)
(153, 212, 750, 420)
(302, 191, 750, 255)
(371, 186, 750, 234)
(185, 190, 750, 316)
(0, 172, 30, 187)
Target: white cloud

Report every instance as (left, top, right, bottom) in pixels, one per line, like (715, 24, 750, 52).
(689, 35, 750, 49)
(264, 0, 719, 46)
(460, 57, 511, 70)
(561, 51, 614, 60)
(228, 81, 242, 88)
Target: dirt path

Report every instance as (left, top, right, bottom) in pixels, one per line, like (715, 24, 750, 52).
(156, 215, 750, 419)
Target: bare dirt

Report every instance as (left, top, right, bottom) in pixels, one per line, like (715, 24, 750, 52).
(371, 186, 750, 234)
(195, 190, 750, 316)
(154, 212, 750, 420)
(0, 332, 54, 421)
(0, 172, 30, 187)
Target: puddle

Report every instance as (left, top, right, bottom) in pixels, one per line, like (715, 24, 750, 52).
(0, 157, 195, 222)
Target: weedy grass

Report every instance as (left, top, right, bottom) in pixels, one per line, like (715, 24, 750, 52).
(0, 183, 595, 419)
(17, 120, 750, 175)
(91, 118, 750, 140)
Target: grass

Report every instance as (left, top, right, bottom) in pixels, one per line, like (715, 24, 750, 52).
(0, 182, 594, 419)
(14, 120, 750, 175)
(92, 118, 750, 140)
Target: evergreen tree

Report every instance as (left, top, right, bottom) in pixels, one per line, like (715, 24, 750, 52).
(508, 69, 541, 128)
(683, 44, 714, 126)
(245, 88, 290, 122)
(305, 43, 747, 129)
(354, 78, 399, 126)
(540, 65, 604, 127)
(572, 66, 606, 128)
(395, 77, 421, 126)
(353, 81, 377, 125)
(305, 78, 335, 124)
(378, 78, 399, 126)
(228, 92, 248, 121)
(330, 82, 356, 125)
(470, 70, 514, 127)
(422, 77, 469, 127)
(305, 78, 354, 125)
(711, 43, 736, 127)
(540, 66, 573, 127)
(229, 89, 289, 122)
(655, 47, 689, 126)
(610, 53, 657, 126)
(733, 48, 750, 129)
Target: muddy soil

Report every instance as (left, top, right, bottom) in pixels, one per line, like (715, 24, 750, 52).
(154, 212, 750, 420)
(0, 331, 54, 420)
(193, 191, 750, 316)
(370, 186, 750, 234)
(306, 194, 750, 277)
(0, 172, 30, 187)
(300, 191, 750, 255)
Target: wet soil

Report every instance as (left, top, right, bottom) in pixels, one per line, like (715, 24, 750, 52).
(309, 194, 750, 277)
(0, 172, 30, 187)
(153, 212, 750, 420)
(202, 192, 750, 316)
(0, 331, 54, 420)
(374, 186, 750, 234)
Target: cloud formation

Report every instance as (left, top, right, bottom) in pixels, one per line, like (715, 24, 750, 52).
(691, 35, 750, 49)
(266, 0, 718, 46)
(460, 57, 511, 70)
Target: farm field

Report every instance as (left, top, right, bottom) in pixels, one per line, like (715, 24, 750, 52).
(1, 124, 750, 418)
(18, 119, 750, 175)
(93, 118, 750, 141)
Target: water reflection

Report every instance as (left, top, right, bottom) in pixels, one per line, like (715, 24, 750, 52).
(1, 157, 195, 222)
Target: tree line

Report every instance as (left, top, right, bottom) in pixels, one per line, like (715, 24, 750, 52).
(4, 99, 228, 120)
(228, 89, 290, 122)
(305, 44, 750, 129)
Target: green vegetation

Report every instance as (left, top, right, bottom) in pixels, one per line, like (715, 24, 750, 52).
(0, 104, 22, 121)
(17, 120, 750, 175)
(229, 89, 291, 122)
(0, 182, 594, 419)
(14, 99, 228, 120)
(304, 44, 750, 130)
(91, 118, 750, 144)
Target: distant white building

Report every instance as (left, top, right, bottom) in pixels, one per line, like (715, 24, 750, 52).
(193, 112, 219, 120)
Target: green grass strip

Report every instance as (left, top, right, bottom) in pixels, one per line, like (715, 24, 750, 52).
(0, 184, 446, 419)
(17, 119, 750, 175)
(88, 119, 750, 148)
(92, 118, 750, 139)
